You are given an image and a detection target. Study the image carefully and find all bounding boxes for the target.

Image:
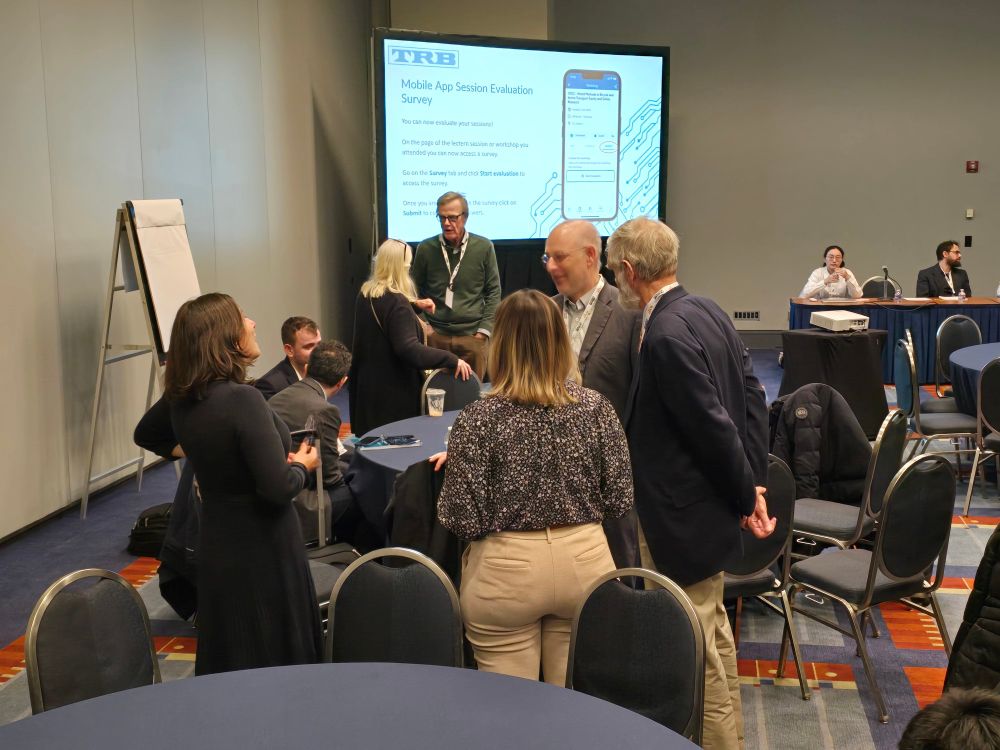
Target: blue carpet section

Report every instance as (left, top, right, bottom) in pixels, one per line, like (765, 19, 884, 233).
(0, 464, 179, 646)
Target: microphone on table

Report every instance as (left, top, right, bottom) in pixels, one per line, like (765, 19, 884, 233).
(882, 265, 890, 300)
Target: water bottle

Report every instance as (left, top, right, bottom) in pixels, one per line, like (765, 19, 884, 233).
(995, 282, 999, 297)
(958, 288, 967, 302)
(893, 287, 902, 303)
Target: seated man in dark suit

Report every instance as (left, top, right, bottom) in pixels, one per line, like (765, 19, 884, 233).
(254, 316, 321, 400)
(269, 340, 363, 546)
(916, 240, 972, 297)
(545, 219, 640, 569)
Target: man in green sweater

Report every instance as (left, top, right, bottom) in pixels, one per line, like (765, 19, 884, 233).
(411, 191, 501, 380)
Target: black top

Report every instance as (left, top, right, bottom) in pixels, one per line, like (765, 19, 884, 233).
(349, 291, 458, 436)
(916, 263, 972, 297)
(167, 381, 321, 674)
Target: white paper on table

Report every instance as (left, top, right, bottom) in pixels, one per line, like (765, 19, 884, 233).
(903, 297, 932, 302)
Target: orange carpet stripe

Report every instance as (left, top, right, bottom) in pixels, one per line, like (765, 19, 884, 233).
(904, 666, 946, 709)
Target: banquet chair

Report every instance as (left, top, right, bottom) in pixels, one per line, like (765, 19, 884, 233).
(861, 276, 900, 299)
(934, 315, 982, 399)
(326, 547, 463, 667)
(25, 568, 161, 714)
(420, 368, 483, 414)
(566, 568, 705, 745)
(894, 336, 977, 460)
(792, 410, 907, 553)
(787, 454, 956, 723)
(910, 328, 958, 415)
(724, 455, 810, 700)
(962, 357, 1000, 515)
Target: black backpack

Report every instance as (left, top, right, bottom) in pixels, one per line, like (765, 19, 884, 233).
(127, 502, 172, 557)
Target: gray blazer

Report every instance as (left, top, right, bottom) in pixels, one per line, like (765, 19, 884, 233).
(553, 281, 641, 568)
(268, 377, 345, 489)
(553, 281, 640, 422)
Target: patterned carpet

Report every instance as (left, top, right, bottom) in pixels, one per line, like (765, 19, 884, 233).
(0, 379, 996, 748)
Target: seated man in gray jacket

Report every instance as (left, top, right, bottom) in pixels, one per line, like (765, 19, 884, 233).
(269, 340, 361, 546)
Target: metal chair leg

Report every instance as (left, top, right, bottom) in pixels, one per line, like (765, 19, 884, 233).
(929, 592, 952, 657)
(846, 607, 889, 723)
(778, 590, 811, 700)
(862, 610, 880, 639)
(963, 448, 981, 516)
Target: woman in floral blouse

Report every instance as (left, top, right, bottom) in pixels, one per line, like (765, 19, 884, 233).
(437, 289, 634, 686)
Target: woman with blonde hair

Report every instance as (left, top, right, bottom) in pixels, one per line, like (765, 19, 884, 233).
(437, 289, 633, 686)
(349, 239, 471, 435)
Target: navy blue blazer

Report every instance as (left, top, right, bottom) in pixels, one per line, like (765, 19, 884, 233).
(253, 357, 298, 401)
(624, 286, 768, 586)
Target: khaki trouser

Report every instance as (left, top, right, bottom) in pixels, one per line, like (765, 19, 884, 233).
(428, 331, 489, 381)
(639, 525, 744, 750)
(460, 522, 615, 686)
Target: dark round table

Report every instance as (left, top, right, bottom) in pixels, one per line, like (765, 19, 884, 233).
(950, 343, 1000, 416)
(0, 663, 695, 750)
(346, 411, 458, 535)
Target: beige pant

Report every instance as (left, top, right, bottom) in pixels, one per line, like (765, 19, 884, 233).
(428, 331, 489, 381)
(639, 526, 744, 750)
(460, 522, 615, 686)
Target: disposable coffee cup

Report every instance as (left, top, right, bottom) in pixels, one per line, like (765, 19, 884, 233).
(426, 388, 446, 417)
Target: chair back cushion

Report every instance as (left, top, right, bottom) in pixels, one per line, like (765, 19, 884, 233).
(570, 577, 700, 737)
(980, 359, 1000, 436)
(32, 576, 156, 711)
(422, 369, 482, 413)
(937, 315, 983, 373)
(866, 410, 908, 517)
(726, 456, 794, 577)
(329, 552, 461, 667)
(893, 340, 916, 417)
(877, 456, 955, 582)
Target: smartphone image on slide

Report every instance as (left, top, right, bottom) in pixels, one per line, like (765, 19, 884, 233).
(561, 70, 622, 222)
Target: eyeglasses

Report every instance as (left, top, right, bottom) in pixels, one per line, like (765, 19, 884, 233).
(437, 213, 465, 224)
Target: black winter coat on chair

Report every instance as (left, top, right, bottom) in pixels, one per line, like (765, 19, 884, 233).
(770, 382, 872, 504)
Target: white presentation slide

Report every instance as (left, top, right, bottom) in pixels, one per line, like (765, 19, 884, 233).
(381, 38, 665, 241)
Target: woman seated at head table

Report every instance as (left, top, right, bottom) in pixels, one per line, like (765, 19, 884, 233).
(135, 292, 321, 675)
(799, 245, 864, 299)
(432, 289, 634, 687)
(349, 238, 472, 437)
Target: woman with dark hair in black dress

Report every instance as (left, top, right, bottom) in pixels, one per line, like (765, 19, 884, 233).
(137, 292, 321, 675)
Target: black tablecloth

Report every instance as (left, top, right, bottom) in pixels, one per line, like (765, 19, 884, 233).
(0, 663, 694, 750)
(779, 328, 889, 438)
(346, 411, 458, 536)
(950, 343, 1000, 416)
(789, 299, 1000, 383)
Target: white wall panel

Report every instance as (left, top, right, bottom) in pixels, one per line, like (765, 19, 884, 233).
(203, 0, 271, 344)
(0, 0, 70, 537)
(133, 0, 217, 292)
(39, 0, 148, 500)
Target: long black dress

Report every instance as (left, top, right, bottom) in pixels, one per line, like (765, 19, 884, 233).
(168, 381, 322, 675)
(349, 291, 459, 436)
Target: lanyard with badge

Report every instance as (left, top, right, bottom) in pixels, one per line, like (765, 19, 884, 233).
(564, 277, 604, 352)
(440, 235, 467, 309)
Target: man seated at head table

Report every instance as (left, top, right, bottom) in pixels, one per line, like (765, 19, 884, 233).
(254, 316, 321, 400)
(916, 240, 972, 297)
(544, 219, 641, 569)
(799, 244, 863, 299)
(269, 340, 368, 548)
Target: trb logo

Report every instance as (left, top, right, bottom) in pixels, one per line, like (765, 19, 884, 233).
(388, 47, 459, 68)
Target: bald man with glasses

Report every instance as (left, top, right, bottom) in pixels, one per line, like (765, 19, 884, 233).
(411, 191, 501, 379)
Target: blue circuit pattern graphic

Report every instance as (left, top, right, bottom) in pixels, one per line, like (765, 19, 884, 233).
(529, 97, 662, 238)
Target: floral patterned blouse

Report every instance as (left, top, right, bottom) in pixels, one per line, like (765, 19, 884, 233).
(437, 381, 634, 540)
